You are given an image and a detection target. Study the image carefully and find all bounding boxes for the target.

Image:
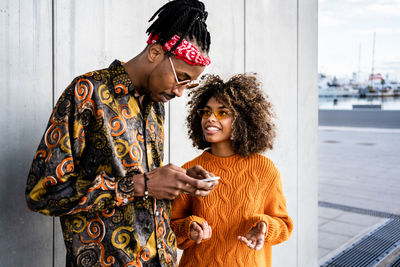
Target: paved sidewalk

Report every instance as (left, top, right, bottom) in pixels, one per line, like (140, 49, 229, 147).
(318, 126, 400, 264)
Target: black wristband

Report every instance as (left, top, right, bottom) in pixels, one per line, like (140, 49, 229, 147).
(143, 172, 149, 199)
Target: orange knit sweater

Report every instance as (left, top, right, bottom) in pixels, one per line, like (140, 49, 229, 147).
(171, 151, 293, 267)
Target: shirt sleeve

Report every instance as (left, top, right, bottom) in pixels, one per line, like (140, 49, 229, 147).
(25, 79, 137, 216)
(170, 193, 206, 250)
(245, 171, 294, 245)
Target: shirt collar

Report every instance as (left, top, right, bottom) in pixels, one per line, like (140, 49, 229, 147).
(109, 59, 141, 97)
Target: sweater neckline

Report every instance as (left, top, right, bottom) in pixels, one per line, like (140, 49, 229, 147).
(202, 150, 243, 169)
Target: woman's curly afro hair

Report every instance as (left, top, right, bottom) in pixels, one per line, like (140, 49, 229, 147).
(186, 73, 276, 157)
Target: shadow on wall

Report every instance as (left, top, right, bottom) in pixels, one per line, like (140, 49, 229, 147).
(0, 138, 54, 266)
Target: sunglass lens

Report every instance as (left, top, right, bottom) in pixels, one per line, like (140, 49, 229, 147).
(199, 110, 211, 119)
(186, 83, 199, 89)
(215, 110, 228, 119)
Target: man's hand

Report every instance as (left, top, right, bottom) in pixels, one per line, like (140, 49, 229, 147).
(190, 221, 212, 244)
(140, 164, 218, 200)
(186, 165, 218, 196)
(238, 221, 267, 250)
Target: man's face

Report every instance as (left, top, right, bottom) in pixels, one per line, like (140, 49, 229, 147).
(146, 55, 205, 103)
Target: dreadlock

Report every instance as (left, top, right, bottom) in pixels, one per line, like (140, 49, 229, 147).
(146, 0, 211, 53)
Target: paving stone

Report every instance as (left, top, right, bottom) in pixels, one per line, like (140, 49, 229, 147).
(335, 212, 384, 227)
(318, 230, 352, 250)
(318, 127, 400, 261)
(319, 220, 368, 237)
(319, 207, 343, 220)
(319, 247, 331, 259)
(319, 217, 330, 227)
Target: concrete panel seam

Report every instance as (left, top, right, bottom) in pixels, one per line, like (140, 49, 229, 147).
(296, 0, 300, 265)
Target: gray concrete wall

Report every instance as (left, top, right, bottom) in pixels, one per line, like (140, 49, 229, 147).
(0, 0, 318, 266)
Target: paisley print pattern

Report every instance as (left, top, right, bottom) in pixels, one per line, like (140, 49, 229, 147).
(26, 60, 177, 266)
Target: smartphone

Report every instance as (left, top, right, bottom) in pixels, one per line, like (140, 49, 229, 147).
(202, 176, 221, 182)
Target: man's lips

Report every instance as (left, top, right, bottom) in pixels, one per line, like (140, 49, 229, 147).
(160, 94, 175, 103)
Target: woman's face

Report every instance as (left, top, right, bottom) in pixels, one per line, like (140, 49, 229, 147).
(200, 97, 234, 144)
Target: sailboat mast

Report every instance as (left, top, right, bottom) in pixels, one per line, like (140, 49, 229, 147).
(371, 32, 376, 88)
(358, 42, 361, 84)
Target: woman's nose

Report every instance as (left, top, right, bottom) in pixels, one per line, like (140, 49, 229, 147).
(207, 112, 217, 121)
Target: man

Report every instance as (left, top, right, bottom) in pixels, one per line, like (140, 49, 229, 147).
(25, 1, 217, 266)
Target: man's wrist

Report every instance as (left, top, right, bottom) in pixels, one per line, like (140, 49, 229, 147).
(132, 173, 145, 196)
(143, 173, 149, 199)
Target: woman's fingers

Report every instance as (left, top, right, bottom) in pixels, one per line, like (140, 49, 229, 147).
(202, 221, 213, 240)
(195, 228, 203, 244)
(191, 221, 213, 244)
(192, 222, 202, 232)
(238, 235, 264, 250)
(258, 221, 267, 234)
(238, 236, 255, 249)
(254, 238, 264, 250)
(190, 222, 203, 243)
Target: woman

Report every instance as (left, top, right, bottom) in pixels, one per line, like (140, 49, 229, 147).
(171, 74, 293, 267)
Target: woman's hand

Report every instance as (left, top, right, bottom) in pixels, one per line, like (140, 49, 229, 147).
(190, 221, 212, 244)
(238, 221, 267, 250)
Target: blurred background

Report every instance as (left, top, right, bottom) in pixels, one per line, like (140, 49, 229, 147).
(318, 0, 400, 266)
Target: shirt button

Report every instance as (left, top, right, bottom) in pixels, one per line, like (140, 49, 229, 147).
(158, 244, 162, 249)
(155, 211, 159, 216)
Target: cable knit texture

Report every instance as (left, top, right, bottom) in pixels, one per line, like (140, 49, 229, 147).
(171, 151, 293, 267)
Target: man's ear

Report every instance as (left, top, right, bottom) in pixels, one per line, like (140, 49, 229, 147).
(147, 43, 164, 63)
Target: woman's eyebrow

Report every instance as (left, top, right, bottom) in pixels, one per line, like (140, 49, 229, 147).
(204, 105, 227, 109)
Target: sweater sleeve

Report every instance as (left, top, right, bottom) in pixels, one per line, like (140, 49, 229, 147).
(170, 193, 206, 250)
(245, 171, 294, 245)
(25, 79, 139, 216)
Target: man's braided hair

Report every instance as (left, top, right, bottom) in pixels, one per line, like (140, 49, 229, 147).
(146, 0, 211, 53)
(186, 74, 276, 157)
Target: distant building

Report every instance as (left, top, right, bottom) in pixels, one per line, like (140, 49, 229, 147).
(369, 73, 384, 90)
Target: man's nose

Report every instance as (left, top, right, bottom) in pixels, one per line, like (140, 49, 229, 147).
(172, 86, 185, 97)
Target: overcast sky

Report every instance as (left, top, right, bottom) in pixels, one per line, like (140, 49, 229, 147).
(319, 0, 400, 81)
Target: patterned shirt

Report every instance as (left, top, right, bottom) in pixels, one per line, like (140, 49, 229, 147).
(26, 60, 177, 267)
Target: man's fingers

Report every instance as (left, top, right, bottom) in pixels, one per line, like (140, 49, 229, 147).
(194, 180, 218, 196)
(193, 189, 209, 197)
(183, 176, 214, 191)
(208, 180, 219, 190)
(164, 163, 186, 173)
(187, 165, 211, 179)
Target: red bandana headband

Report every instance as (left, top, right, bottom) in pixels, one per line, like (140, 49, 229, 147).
(147, 34, 211, 66)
